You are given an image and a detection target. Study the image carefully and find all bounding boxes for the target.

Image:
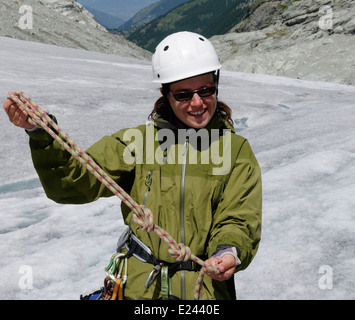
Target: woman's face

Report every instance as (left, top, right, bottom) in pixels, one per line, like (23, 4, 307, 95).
(167, 73, 217, 129)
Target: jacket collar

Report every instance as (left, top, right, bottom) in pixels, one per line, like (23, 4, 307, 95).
(154, 112, 235, 134)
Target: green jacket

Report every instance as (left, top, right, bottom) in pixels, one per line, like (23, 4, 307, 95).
(28, 113, 262, 300)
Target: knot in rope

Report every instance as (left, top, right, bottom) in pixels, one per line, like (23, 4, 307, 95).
(168, 243, 191, 262)
(203, 261, 221, 275)
(132, 205, 154, 233)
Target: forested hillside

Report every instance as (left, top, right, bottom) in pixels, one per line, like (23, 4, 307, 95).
(119, 0, 190, 32)
(126, 0, 255, 52)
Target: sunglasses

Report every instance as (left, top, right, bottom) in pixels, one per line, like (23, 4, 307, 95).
(169, 85, 217, 102)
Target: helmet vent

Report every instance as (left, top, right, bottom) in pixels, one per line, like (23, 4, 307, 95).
(164, 45, 169, 51)
(199, 37, 205, 41)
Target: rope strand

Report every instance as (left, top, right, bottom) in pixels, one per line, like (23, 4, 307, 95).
(8, 91, 219, 300)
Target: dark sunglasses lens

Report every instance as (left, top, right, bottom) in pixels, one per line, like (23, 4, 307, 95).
(198, 86, 216, 97)
(173, 86, 216, 101)
(174, 92, 194, 101)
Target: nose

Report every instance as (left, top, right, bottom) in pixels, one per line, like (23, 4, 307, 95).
(190, 93, 203, 106)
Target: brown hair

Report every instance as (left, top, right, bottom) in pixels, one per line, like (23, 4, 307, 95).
(148, 96, 233, 127)
(148, 76, 234, 127)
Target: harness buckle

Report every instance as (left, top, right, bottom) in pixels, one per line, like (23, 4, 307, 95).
(145, 263, 163, 289)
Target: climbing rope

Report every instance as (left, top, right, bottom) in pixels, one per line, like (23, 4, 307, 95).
(8, 91, 220, 300)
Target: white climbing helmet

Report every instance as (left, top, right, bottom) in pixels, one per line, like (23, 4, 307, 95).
(152, 31, 222, 84)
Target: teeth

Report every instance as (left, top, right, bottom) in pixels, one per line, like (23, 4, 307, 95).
(190, 110, 205, 115)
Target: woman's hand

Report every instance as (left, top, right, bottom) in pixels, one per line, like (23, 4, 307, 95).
(3, 98, 35, 130)
(203, 254, 236, 281)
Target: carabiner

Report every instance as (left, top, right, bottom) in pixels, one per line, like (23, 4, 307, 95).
(144, 263, 162, 289)
(105, 253, 127, 283)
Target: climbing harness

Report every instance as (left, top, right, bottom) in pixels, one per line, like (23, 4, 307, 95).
(8, 91, 221, 300)
(121, 228, 204, 297)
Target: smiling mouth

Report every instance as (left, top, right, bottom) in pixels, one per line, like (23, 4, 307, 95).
(188, 109, 207, 116)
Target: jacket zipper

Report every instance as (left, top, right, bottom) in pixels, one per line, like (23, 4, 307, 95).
(143, 170, 153, 206)
(180, 135, 189, 300)
(216, 181, 226, 205)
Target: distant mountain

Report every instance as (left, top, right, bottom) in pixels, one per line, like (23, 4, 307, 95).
(119, 0, 190, 32)
(77, 0, 160, 21)
(126, 0, 257, 52)
(83, 6, 125, 29)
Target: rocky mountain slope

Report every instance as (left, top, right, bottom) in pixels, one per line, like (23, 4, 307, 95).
(0, 0, 151, 60)
(211, 0, 355, 85)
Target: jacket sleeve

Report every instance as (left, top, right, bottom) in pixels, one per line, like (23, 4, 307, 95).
(27, 127, 135, 204)
(207, 139, 262, 272)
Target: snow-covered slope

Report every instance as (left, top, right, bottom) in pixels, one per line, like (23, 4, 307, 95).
(0, 37, 354, 299)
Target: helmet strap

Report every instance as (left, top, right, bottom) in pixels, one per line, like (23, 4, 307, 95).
(215, 70, 220, 97)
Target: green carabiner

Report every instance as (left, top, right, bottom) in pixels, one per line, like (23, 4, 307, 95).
(105, 257, 114, 272)
(161, 266, 170, 300)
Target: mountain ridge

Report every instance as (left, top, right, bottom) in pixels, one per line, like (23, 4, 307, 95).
(0, 0, 151, 60)
(83, 6, 125, 29)
(126, 0, 258, 52)
(77, 0, 160, 22)
(119, 0, 190, 32)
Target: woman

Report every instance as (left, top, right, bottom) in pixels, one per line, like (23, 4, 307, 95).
(3, 32, 262, 300)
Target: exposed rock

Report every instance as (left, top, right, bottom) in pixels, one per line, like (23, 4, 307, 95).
(231, 0, 285, 32)
(38, 0, 107, 31)
(0, 0, 151, 60)
(211, 0, 355, 85)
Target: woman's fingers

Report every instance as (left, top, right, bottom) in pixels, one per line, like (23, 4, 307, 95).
(3, 99, 34, 129)
(203, 255, 236, 281)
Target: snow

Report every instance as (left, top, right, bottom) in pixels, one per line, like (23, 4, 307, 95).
(0, 36, 354, 300)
